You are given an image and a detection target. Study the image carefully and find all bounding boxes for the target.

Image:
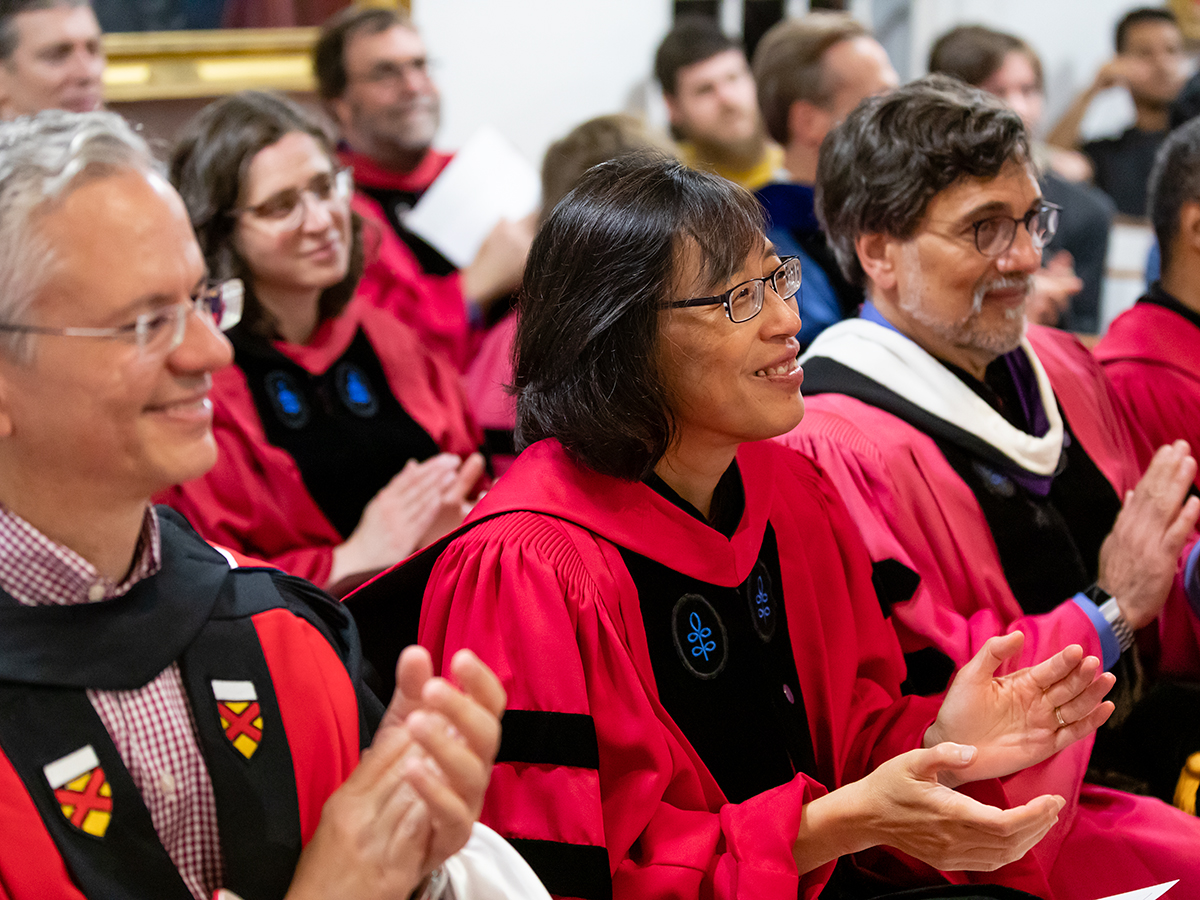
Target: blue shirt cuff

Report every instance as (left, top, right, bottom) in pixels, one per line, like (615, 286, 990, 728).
(1186, 543, 1200, 619)
(1072, 593, 1121, 671)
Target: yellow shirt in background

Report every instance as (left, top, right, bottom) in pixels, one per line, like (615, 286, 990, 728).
(679, 141, 784, 192)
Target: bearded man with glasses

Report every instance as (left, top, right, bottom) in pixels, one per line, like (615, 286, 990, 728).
(780, 75, 1200, 897)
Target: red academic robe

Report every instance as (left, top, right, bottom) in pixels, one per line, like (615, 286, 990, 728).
(342, 148, 483, 371)
(0, 509, 367, 900)
(1095, 300, 1200, 491)
(783, 324, 1200, 899)
(158, 297, 480, 587)
(412, 439, 1052, 900)
(464, 311, 517, 476)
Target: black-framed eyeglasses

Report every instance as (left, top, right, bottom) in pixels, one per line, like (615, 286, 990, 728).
(965, 202, 1061, 258)
(0, 279, 243, 359)
(661, 256, 802, 323)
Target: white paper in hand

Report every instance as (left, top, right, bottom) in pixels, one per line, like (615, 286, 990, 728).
(1094, 880, 1178, 900)
(402, 126, 540, 269)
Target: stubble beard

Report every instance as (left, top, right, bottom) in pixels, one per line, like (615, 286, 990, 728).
(897, 242, 1029, 358)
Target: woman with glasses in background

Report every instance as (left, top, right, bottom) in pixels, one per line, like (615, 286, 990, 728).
(351, 154, 1114, 900)
(160, 91, 484, 593)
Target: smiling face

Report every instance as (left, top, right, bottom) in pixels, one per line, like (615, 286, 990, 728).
(658, 240, 804, 465)
(0, 4, 103, 119)
(233, 131, 351, 314)
(331, 23, 439, 168)
(864, 161, 1042, 377)
(0, 168, 233, 508)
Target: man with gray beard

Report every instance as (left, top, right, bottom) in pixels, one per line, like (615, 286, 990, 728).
(778, 76, 1200, 899)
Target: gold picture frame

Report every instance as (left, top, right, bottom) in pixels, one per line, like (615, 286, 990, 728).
(101, 0, 407, 102)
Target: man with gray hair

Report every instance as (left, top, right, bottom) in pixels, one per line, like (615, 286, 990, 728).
(779, 75, 1200, 897)
(0, 109, 547, 900)
(751, 11, 897, 347)
(1096, 117, 1200, 491)
(0, 0, 102, 119)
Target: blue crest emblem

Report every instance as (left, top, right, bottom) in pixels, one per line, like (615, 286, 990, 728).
(671, 593, 727, 679)
(265, 371, 309, 429)
(335, 362, 379, 418)
(744, 561, 776, 642)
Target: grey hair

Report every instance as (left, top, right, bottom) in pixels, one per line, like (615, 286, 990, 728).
(0, 109, 157, 361)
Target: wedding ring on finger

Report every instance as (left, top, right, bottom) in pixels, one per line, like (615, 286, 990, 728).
(1054, 706, 1067, 729)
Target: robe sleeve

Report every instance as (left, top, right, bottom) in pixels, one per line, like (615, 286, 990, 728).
(785, 404, 1104, 678)
(418, 511, 834, 900)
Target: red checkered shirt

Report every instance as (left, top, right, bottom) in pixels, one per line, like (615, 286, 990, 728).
(0, 504, 223, 900)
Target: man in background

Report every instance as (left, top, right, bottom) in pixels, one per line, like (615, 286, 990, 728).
(781, 75, 1200, 897)
(314, 5, 531, 371)
(1096, 116, 1200, 490)
(653, 14, 781, 191)
(752, 11, 897, 347)
(1048, 6, 1187, 217)
(0, 0, 102, 119)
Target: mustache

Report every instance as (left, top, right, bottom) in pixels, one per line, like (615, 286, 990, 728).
(970, 274, 1032, 315)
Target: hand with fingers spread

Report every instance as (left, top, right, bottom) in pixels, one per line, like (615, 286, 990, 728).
(923, 632, 1115, 786)
(1099, 440, 1200, 630)
(328, 453, 480, 587)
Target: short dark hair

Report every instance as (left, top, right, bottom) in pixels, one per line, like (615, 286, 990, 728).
(515, 154, 764, 480)
(654, 14, 740, 97)
(928, 24, 1043, 92)
(1148, 116, 1200, 274)
(817, 74, 1030, 288)
(1116, 6, 1178, 53)
(0, 0, 88, 60)
(170, 90, 364, 339)
(753, 12, 870, 145)
(313, 4, 410, 102)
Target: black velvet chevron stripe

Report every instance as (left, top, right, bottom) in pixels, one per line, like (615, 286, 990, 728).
(496, 710, 600, 769)
(870, 558, 921, 617)
(507, 838, 612, 900)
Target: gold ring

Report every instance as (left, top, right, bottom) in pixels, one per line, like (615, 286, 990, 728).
(1055, 707, 1067, 729)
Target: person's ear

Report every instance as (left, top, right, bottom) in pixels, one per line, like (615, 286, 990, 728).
(662, 92, 683, 129)
(855, 232, 899, 292)
(787, 99, 833, 148)
(1177, 199, 1200, 259)
(0, 364, 16, 439)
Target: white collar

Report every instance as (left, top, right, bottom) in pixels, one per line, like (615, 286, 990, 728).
(803, 318, 1064, 476)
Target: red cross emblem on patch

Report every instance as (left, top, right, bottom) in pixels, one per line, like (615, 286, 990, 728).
(44, 745, 112, 837)
(212, 680, 262, 759)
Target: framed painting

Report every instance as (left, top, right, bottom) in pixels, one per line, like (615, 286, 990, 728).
(100, 0, 407, 102)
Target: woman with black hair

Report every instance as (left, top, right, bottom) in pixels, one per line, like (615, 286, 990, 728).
(354, 155, 1113, 900)
(160, 91, 484, 592)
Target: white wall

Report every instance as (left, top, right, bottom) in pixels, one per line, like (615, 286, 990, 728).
(906, 0, 1165, 140)
(413, 0, 673, 172)
(412, 0, 1177, 171)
